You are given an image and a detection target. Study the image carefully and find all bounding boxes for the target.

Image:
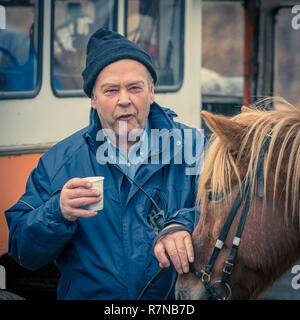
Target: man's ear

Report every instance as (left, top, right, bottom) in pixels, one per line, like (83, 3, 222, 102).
(150, 81, 155, 105)
(91, 94, 96, 109)
(201, 110, 246, 150)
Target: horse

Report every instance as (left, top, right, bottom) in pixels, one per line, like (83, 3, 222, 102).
(176, 98, 300, 300)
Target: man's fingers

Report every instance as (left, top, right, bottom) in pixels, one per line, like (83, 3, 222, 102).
(174, 232, 194, 273)
(60, 178, 102, 221)
(65, 208, 98, 221)
(154, 242, 170, 268)
(163, 239, 183, 274)
(154, 230, 194, 275)
(174, 236, 189, 273)
(69, 195, 102, 208)
(67, 187, 101, 200)
(184, 233, 194, 264)
(66, 178, 92, 190)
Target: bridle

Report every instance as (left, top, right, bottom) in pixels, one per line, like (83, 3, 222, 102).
(189, 135, 271, 300)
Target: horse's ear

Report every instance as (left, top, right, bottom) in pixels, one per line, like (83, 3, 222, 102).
(201, 111, 245, 149)
(241, 105, 252, 113)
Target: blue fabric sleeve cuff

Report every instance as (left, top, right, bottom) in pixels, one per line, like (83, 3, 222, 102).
(164, 207, 196, 234)
(46, 192, 76, 226)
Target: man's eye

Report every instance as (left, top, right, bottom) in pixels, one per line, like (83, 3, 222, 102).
(129, 86, 142, 93)
(105, 89, 118, 95)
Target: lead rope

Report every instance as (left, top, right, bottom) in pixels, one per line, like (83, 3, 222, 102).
(138, 225, 190, 300)
(138, 266, 177, 300)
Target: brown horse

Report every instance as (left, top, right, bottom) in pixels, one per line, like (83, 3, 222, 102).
(176, 98, 300, 300)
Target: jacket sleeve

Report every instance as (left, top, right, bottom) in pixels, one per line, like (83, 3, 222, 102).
(5, 157, 77, 271)
(164, 207, 199, 234)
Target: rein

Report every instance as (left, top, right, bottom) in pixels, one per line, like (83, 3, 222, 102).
(190, 135, 271, 300)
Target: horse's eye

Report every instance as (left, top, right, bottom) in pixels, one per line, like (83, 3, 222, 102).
(207, 190, 225, 203)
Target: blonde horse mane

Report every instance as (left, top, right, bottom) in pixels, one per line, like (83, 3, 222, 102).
(197, 97, 300, 228)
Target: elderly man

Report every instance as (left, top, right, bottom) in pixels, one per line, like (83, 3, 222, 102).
(5, 28, 206, 299)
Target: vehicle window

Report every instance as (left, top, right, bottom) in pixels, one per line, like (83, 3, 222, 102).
(52, 0, 117, 95)
(0, 0, 40, 95)
(125, 0, 184, 91)
(274, 7, 300, 106)
(202, 1, 244, 98)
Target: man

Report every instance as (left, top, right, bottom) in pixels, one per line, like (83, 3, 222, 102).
(5, 28, 206, 299)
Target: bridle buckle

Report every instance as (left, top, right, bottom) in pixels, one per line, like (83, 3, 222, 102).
(201, 270, 211, 283)
(223, 260, 234, 275)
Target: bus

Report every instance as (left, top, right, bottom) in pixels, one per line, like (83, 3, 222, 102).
(0, 0, 299, 299)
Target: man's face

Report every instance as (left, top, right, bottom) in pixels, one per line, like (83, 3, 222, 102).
(91, 59, 155, 145)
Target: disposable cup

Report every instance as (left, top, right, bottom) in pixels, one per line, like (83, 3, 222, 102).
(83, 176, 104, 211)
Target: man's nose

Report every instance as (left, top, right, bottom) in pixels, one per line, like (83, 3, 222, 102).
(118, 89, 131, 106)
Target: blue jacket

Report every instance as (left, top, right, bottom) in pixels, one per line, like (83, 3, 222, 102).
(5, 103, 206, 300)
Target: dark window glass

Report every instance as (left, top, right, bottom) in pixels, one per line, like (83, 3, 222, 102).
(202, 1, 244, 98)
(274, 7, 300, 106)
(0, 0, 40, 95)
(126, 0, 184, 91)
(52, 0, 117, 95)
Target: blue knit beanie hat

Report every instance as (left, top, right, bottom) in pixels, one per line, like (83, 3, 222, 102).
(82, 28, 157, 97)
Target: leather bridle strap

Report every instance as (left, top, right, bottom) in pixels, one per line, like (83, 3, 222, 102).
(221, 134, 271, 283)
(199, 178, 249, 282)
(188, 179, 249, 300)
(221, 183, 251, 284)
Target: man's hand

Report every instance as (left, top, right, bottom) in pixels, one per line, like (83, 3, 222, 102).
(59, 178, 102, 221)
(153, 223, 194, 274)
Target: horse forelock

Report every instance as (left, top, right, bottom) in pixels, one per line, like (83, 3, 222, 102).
(197, 99, 300, 229)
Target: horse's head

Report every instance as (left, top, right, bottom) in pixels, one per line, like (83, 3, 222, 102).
(176, 99, 300, 300)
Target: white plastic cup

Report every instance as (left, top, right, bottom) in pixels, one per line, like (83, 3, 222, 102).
(83, 176, 104, 211)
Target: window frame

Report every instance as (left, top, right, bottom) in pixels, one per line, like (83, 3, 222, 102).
(0, 0, 43, 100)
(272, 4, 299, 104)
(124, 0, 185, 93)
(50, 0, 118, 98)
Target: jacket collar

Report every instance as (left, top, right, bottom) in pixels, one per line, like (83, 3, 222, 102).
(83, 103, 183, 205)
(148, 102, 178, 130)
